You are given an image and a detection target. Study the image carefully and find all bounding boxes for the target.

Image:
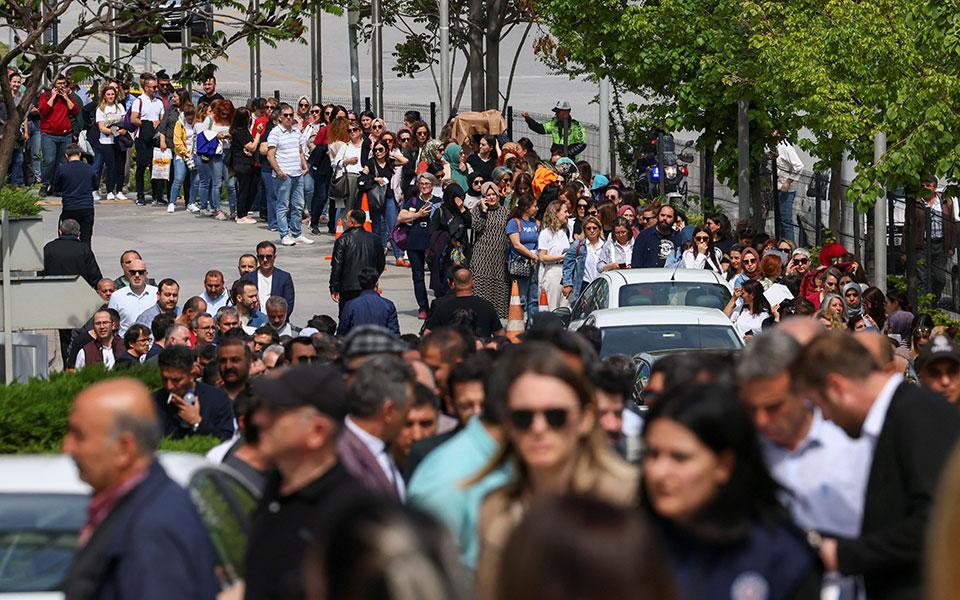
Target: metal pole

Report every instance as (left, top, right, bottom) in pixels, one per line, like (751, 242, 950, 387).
(347, 5, 361, 113)
(371, 0, 383, 116)
(737, 98, 750, 221)
(656, 132, 665, 198)
(439, 0, 451, 119)
(874, 132, 887, 292)
(598, 78, 610, 175)
(182, 21, 192, 93)
(310, 11, 321, 102)
(144, 41, 152, 71)
(2, 210, 12, 385)
(107, 7, 117, 77)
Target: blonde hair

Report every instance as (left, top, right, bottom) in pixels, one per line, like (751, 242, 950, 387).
(541, 200, 567, 233)
(927, 443, 960, 600)
(98, 85, 118, 111)
(582, 216, 604, 240)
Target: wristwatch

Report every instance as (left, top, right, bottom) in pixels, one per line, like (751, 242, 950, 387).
(191, 417, 202, 433)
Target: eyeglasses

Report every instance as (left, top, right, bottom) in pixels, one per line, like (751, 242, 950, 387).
(915, 327, 932, 337)
(280, 112, 294, 118)
(585, 225, 600, 231)
(372, 124, 383, 130)
(509, 408, 569, 431)
(257, 254, 275, 261)
(577, 204, 588, 209)
(587, 209, 599, 216)
(129, 269, 146, 275)
(644, 216, 657, 222)
(778, 246, 792, 252)
(605, 194, 619, 200)
(310, 109, 322, 114)
(349, 127, 361, 132)
(694, 235, 710, 242)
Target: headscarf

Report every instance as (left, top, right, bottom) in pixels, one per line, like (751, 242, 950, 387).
(442, 183, 466, 212)
(886, 310, 915, 346)
(480, 181, 501, 198)
(443, 143, 469, 189)
(499, 142, 523, 165)
(819, 242, 847, 267)
(617, 205, 640, 237)
(740, 247, 761, 278)
(842, 282, 864, 320)
(466, 172, 485, 199)
(555, 157, 579, 181)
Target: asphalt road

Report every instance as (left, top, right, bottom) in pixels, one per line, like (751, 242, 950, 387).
(38, 197, 428, 335)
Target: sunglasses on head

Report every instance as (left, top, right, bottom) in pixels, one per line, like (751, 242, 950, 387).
(509, 408, 569, 431)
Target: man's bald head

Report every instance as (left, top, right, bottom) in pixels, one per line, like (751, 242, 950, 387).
(63, 379, 160, 493)
(855, 331, 897, 374)
(777, 316, 822, 347)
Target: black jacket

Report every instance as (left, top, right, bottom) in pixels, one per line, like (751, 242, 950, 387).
(329, 226, 386, 294)
(152, 381, 235, 441)
(42, 235, 102, 288)
(836, 381, 960, 600)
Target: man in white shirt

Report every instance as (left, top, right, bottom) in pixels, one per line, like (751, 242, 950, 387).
(130, 73, 165, 206)
(775, 137, 804, 244)
(107, 259, 158, 335)
(336, 354, 416, 501)
(266, 103, 313, 247)
(74, 310, 124, 370)
(200, 270, 230, 314)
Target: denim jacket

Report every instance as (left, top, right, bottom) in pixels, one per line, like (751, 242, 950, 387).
(562, 239, 589, 300)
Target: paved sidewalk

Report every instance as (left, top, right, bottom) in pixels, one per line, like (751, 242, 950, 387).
(39, 199, 426, 335)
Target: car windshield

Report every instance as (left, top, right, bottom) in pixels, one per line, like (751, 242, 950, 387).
(599, 324, 742, 357)
(0, 493, 88, 592)
(619, 282, 729, 311)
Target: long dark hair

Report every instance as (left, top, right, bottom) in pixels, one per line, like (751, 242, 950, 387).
(230, 107, 251, 138)
(690, 225, 721, 271)
(861, 286, 887, 330)
(741, 279, 771, 316)
(510, 193, 537, 220)
(641, 383, 783, 544)
(707, 212, 732, 242)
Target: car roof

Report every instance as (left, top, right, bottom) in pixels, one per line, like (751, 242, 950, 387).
(0, 452, 212, 495)
(587, 306, 736, 327)
(606, 268, 730, 287)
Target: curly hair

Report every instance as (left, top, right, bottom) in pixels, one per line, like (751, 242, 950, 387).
(542, 200, 567, 232)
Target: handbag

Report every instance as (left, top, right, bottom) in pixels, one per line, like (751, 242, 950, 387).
(507, 217, 535, 277)
(357, 171, 374, 192)
(77, 130, 94, 156)
(151, 148, 172, 180)
(366, 184, 386, 212)
(390, 222, 409, 251)
(328, 161, 349, 204)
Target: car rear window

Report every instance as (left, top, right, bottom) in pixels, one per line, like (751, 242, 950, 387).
(618, 282, 730, 311)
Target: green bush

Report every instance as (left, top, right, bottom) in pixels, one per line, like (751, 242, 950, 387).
(159, 435, 223, 454)
(0, 186, 44, 217)
(0, 364, 166, 454)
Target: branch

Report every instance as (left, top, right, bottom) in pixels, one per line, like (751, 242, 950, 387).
(501, 20, 532, 112)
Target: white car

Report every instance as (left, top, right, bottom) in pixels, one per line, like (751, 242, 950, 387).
(581, 306, 744, 358)
(568, 268, 733, 331)
(0, 453, 258, 599)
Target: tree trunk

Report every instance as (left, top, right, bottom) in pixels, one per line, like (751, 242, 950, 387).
(828, 156, 843, 236)
(468, 0, 485, 111)
(0, 117, 20, 188)
(484, 0, 503, 110)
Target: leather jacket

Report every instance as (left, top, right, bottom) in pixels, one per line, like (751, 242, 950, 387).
(329, 226, 386, 293)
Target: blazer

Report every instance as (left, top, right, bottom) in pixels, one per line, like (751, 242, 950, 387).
(42, 235, 102, 288)
(62, 461, 219, 600)
(336, 425, 400, 500)
(241, 267, 296, 318)
(837, 382, 960, 600)
(152, 381, 236, 441)
(337, 290, 400, 336)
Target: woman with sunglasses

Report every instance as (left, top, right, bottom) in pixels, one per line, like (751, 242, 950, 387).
(682, 226, 723, 273)
(911, 314, 936, 361)
(569, 193, 592, 240)
(733, 246, 762, 293)
(467, 134, 498, 181)
(474, 344, 638, 600)
(597, 217, 634, 273)
(361, 139, 397, 259)
(604, 186, 622, 206)
(294, 96, 311, 130)
(642, 384, 820, 600)
(470, 181, 512, 318)
(340, 120, 365, 209)
(562, 215, 605, 302)
(724, 278, 773, 337)
(324, 116, 352, 229)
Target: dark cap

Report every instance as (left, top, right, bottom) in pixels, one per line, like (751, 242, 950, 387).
(341, 325, 408, 359)
(917, 335, 960, 371)
(251, 364, 349, 420)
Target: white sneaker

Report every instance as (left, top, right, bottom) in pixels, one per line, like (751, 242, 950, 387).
(294, 234, 315, 245)
(166, 204, 176, 213)
(115, 192, 127, 201)
(187, 203, 199, 213)
(92, 191, 101, 201)
(281, 235, 296, 246)
(106, 192, 116, 201)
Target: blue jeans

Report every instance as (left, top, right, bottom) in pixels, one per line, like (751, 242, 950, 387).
(8, 145, 24, 186)
(274, 174, 304, 239)
(382, 194, 401, 259)
(188, 162, 199, 205)
(197, 155, 223, 211)
(223, 168, 237, 215)
(303, 171, 314, 210)
(515, 274, 539, 320)
(261, 169, 278, 229)
(41, 132, 71, 186)
(777, 190, 796, 243)
(169, 156, 188, 205)
(100, 143, 123, 194)
(27, 121, 41, 183)
(407, 249, 429, 313)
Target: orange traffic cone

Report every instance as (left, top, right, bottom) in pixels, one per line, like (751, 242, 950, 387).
(506, 280, 525, 342)
(359, 193, 373, 233)
(334, 218, 344, 239)
(539, 287, 549, 312)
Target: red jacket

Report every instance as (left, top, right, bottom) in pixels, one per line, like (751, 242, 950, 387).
(38, 90, 80, 135)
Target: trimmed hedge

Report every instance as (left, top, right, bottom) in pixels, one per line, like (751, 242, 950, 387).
(0, 186, 44, 217)
(0, 364, 217, 455)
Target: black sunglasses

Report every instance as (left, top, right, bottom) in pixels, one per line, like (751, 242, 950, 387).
(310, 109, 321, 114)
(257, 254, 275, 260)
(372, 124, 384, 130)
(399, 136, 411, 142)
(375, 147, 387, 153)
(509, 408, 569, 431)
(129, 269, 146, 275)
(296, 355, 319, 364)
(694, 235, 710, 242)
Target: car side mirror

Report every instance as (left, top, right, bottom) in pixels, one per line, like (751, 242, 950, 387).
(553, 306, 572, 327)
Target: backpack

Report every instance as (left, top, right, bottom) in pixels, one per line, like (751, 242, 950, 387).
(195, 130, 221, 158)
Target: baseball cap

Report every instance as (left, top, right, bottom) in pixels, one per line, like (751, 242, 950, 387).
(341, 325, 408, 359)
(917, 335, 960, 372)
(251, 363, 349, 420)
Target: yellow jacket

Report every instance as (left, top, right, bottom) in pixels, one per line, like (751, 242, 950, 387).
(172, 120, 190, 159)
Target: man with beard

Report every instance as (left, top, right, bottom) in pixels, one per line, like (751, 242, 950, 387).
(217, 338, 252, 402)
(134, 279, 180, 328)
(232, 280, 267, 331)
(631, 203, 683, 268)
